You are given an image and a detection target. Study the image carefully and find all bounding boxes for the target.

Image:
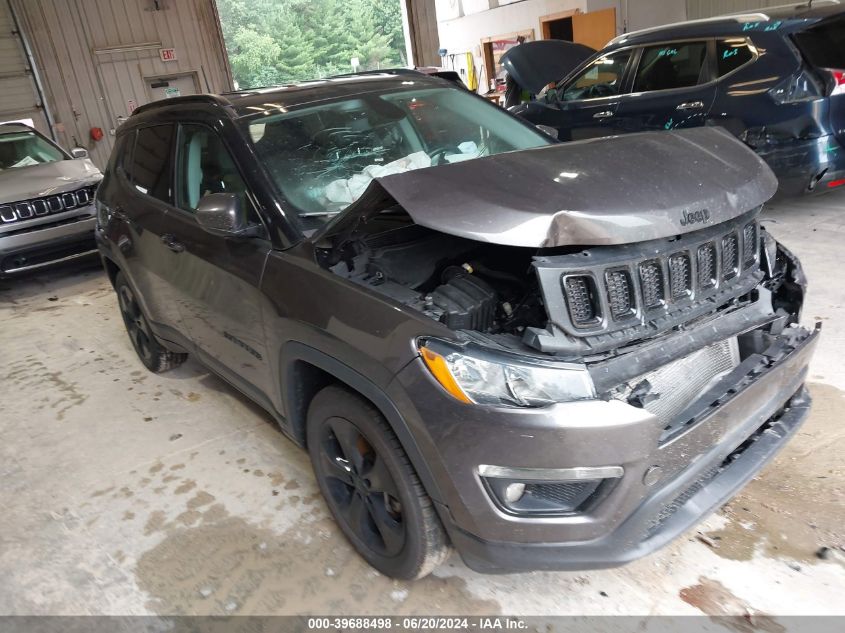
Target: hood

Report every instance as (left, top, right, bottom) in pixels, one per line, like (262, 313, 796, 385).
(500, 40, 595, 93)
(323, 127, 777, 248)
(0, 158, 102, 203)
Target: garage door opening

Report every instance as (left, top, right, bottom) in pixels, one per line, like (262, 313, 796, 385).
(215, 0, 408, 90)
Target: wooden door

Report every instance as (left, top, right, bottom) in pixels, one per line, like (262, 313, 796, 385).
(573, 8, 617, 51)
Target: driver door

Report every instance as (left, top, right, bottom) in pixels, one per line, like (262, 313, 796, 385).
(551, 48, 635, 141)
(163, 122, 274, 400)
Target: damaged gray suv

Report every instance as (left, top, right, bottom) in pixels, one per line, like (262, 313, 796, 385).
(95, 72, 819, 579)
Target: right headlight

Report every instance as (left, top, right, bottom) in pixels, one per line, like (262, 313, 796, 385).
(419, 339, 595, 408)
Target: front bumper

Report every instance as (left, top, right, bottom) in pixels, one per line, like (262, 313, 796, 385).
(390, 324, 819, 573)
(0, 209, 96, 276)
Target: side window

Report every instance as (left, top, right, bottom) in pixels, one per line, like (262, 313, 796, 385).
(98, 132, 129, 191)
(119, 131, 135, 182)
(562, 50, 632, 101)
(633, 41, 708, 92)
(717, 39, 754, 76)
(176, 124, 249, 214)
(131, 125, 174, 203)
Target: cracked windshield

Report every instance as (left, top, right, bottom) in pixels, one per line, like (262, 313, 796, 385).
(244, 88, 548, 220)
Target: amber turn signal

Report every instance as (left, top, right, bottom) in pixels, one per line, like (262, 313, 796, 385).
(420, 346, 472, 404)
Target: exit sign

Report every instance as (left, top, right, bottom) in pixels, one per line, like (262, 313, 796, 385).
(159, 48, 177, 62)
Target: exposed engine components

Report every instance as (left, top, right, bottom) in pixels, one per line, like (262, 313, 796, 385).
(427, 272, 496, 331)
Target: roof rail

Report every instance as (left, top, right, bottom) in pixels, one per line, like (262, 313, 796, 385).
(130, 94, 229, 117)
(725, 0, 839, 14)
(608, 13, 770, 45)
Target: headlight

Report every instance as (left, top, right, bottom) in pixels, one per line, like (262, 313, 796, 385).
(419, 339, 595, 407)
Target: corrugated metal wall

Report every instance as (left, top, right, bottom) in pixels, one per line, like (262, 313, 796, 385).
(9, 0, 232, 167)
(686, 0, 793, 20)
(0, 1, 48, 131)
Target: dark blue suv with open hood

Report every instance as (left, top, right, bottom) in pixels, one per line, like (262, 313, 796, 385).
(508, 3, 845, 195)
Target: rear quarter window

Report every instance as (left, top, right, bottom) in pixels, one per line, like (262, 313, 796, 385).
(717, 39, 754, 76)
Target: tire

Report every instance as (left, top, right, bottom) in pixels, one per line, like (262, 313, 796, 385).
(114, 271, 187, 373)
(307, 384, 450, 579)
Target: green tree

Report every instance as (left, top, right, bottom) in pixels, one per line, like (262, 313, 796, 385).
(215, 0, 407, 88)
(229, 27, 283, 88)
(371, 0, 406, 63)
(343, 0, 395, 70)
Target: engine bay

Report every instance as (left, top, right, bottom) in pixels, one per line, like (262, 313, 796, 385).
(321, 211, 549, 347)
(318, 207, 806, 380)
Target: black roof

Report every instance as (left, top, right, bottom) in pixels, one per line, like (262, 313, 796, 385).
(606, 2, 845, 48)
(130, 71, 447, 120)
(0, 122, 36, 135)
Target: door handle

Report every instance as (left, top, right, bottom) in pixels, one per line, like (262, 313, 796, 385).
(676, 101, 705, 110)
(160, 233, 185, 253)
(593, 110, 614, 119)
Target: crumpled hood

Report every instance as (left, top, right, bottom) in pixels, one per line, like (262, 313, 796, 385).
(343, 127, 777, 248)
(0, 158, 102, 203)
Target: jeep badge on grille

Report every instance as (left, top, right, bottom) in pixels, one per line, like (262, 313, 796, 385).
(680, 208, 711, 227)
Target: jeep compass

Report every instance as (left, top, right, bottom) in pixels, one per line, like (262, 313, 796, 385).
(95, 72, 818, 579)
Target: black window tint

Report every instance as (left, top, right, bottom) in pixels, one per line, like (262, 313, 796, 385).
(718, 39, 753, 76)
(176, 124, 249, 213)
(794, 16, 845, 68)
(633, 42, 708, 92)
(132, 125, 174, 203)
(120, 131, 135, 182)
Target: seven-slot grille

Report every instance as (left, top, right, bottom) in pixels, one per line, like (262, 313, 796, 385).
(560, 219, 759, 331)
(0, 185, 97, 224)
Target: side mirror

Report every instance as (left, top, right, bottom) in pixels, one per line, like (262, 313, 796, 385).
(195, 192, 260, 237)
(71, 147, 89, 159)
(535, 124, 559, 140)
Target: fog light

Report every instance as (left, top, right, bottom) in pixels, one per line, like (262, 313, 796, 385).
(504, 482, 525, 503)
(479, 464, 623, 517)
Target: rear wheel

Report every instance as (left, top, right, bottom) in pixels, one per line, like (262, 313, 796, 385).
(307, 385, 449, 579)
(114, 271, 187, 373)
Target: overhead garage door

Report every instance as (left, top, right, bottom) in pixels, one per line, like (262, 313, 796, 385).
(0, 1, 49, 133)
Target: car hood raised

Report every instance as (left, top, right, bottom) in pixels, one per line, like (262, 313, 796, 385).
(500, 40, 596, 94)
(326, 127, 778, 249)
(0, 158, 102, 203)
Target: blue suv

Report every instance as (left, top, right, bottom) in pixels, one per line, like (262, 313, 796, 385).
(509, 3, 845, 195)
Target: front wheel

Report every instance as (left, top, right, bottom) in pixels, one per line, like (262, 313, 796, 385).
(114, 271, 187, 373)
(307, 385, 450, 579)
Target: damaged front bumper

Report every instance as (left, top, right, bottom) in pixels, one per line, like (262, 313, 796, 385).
(392, 319, 819, 573)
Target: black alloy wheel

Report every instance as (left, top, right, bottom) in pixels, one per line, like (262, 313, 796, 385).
(307, 385, 449, 579)
(118, 281, 154, 365)
(114, 271, 187, 373)
(318, 415, 406, 557)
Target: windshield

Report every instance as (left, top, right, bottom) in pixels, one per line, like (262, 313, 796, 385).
(244, 86, 549, 221)
(0, 131, 65, 170)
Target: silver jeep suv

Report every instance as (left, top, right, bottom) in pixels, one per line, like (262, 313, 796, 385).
(0, 123, 102, 277)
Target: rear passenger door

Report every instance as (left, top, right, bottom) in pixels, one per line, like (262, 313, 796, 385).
(163, 122, 274, 400)
(615, 40, 717, 133)
(115, 124, 185, 331)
